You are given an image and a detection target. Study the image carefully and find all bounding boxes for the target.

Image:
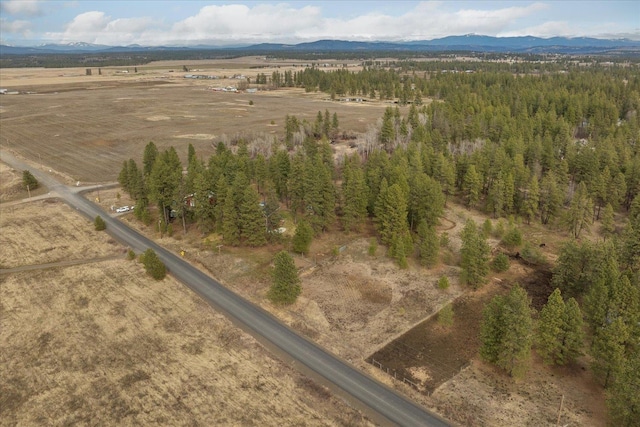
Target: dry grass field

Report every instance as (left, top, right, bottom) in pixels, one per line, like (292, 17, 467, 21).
(0, 200, 123, 269)
(0, 194, 371, 426)
(1, 61, 608, 426)
(0, 58, 386, 183)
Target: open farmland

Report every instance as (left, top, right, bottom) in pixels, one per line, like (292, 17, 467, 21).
(0, 197, 371, 426)
(0, 58, 386, 183)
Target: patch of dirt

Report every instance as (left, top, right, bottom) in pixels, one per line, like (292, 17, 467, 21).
(367, 259, 604, 427)
(368, 280, 504, 394)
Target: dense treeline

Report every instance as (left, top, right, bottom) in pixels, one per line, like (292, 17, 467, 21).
(117, 63, 639, 424)
(0, 50, 239, 68)
(118, 65, 639, 267)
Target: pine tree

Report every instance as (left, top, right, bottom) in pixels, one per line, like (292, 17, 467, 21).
(341, 154, 368, 232)
(305, 155, 336, 232)
(591, 317, 629, 387)
(491, 253, 510, 272)
(539, 172, 562, 225)
(364, 150, 390, 214)
(118, 160, 129, 192)
(482, 218, 493, 237)
(22, 170, 39, 191)
(141, 248, 166, 280)
(606, 352, 640, 427)
(584, 276, 610, 331)
(460, 220, 491, 288)
(148, 147, 182, 224)
(253, 154, 268, 193)
(480, 284, 534, 377)
(214, 174, 228, 230)
(502, 172, 516, 215)
(270, 149, 290, 201)
(501, 225, 523, 249)
(621, 196, 640, 272)
(488, 173, 505, 218)
(331, 112, 339, 135)
(268, 251, 301, 305)
(480, 294, 506, 365)
(127, 159, 145, 202)
(239, 186, 267, 247)
(561, 297, 584, 365)
(142, 141, 159, 177)
(374, 182, 409, 247)
(417, 220, 439, 267)
(537, 288, 567, 365)
(292, 220, 313, 255)
(323, 109, 331, 138)
(437, 275, 450, 290)
(601, 203, 616, 241)
(462, 165, 482, 209)
(408, 173, 444, 230)
(499, 285, 534, 377)
(263, 188, 282, 235)
(185, 155, 204, 195)
(222, 186, 240, 245)
(94, 215, 106, 231)
(289, 152, 307, 217)
(524, 175, 540, 225)
(187, 143, 196, 165)
(390, 232, 410, 269)
(192, 169, 215, 234)
(564, 181, 593, 238)
(380, 107, 395, 151)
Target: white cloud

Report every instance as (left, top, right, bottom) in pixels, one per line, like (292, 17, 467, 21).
(44, 11, 161, 45)
(33, 1, 635, 46)
(500, 20, 640, 40)
(296, 1, 549, 41)
(0, 0, 45, 16)
(0, 18, 32, 35)
(171, 4, 322, 43)
(164, 1, 549, 44)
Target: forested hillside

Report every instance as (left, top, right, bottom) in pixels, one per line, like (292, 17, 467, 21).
(117, 62, 639, 425)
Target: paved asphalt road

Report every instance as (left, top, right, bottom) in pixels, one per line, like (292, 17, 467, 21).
(2, 150, 451, 427)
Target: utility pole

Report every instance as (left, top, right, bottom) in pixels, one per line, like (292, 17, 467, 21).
(26, 184, 31, 198)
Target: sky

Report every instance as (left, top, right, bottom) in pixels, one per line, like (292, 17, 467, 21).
(1, 0, 639, 46)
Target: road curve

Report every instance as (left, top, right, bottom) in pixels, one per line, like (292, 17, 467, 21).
(1, 150, 450, 427)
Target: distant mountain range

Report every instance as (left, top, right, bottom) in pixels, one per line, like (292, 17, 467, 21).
(2, 35, 640, 55)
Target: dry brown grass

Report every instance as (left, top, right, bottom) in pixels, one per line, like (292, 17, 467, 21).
(0, 59, 388, 183)
(0, 200, 123, 269)
(0, 200, 372, 426)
